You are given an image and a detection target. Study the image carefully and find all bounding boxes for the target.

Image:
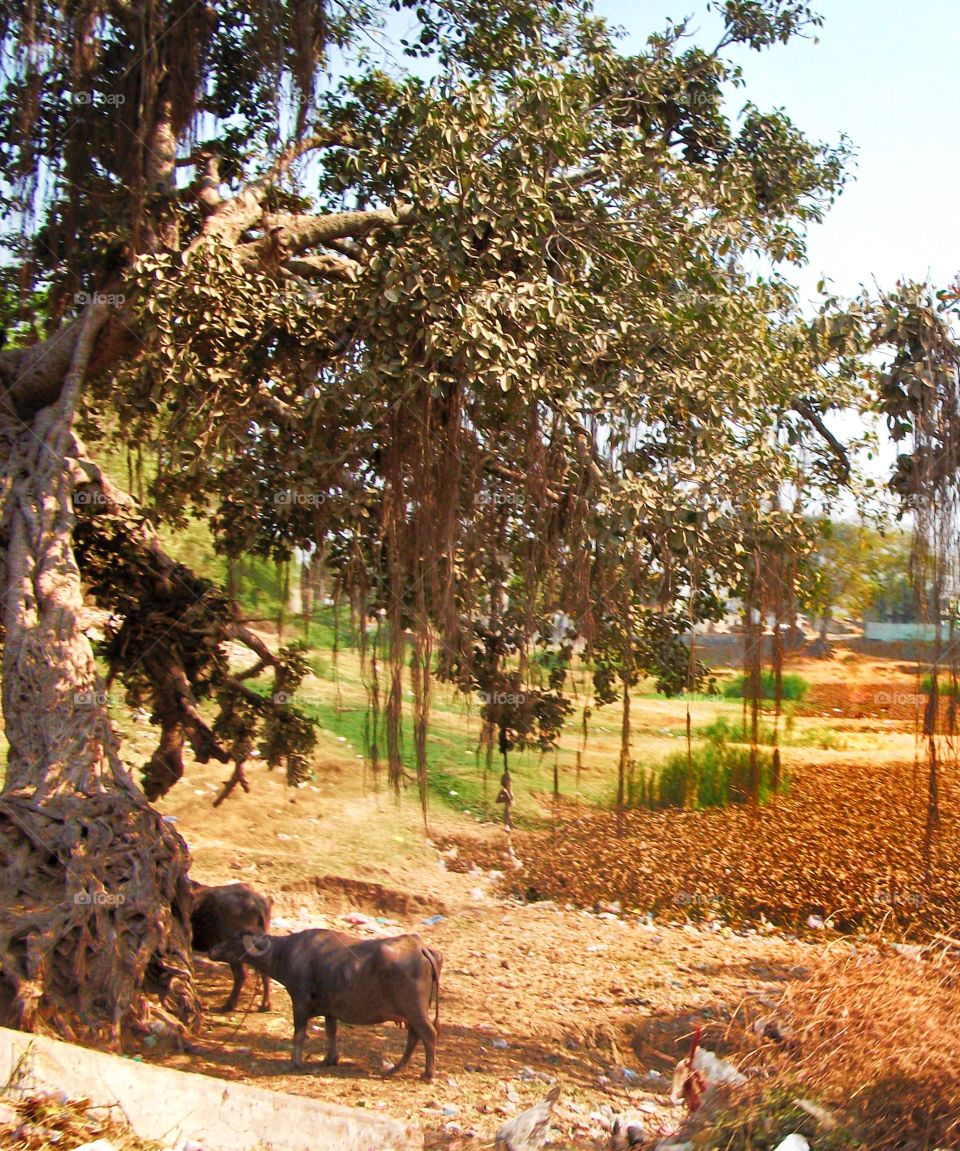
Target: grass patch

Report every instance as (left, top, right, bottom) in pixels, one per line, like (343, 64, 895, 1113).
(308, 698, 529, 819)
(920, 672, 960, 697)
(722, 670, 809, 701)
(697, 714, 847, 751)
(699, 714, 780, 745)
(626, 738, 785, 810)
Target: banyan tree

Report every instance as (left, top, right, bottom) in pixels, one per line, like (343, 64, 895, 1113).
(0, 0, 860, 1038)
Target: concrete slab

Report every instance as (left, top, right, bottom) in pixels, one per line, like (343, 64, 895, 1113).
(0, 1026, 421, 1151)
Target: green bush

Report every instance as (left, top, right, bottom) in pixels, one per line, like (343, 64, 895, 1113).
(696, 712, 844, 749)
(699, 714, 777, 745)
(920, 673, 960, 697)
(721, 670, 808, 701)
(626, 723, 787, 810)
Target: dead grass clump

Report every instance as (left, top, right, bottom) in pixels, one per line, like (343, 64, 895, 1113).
(735, 949, 960, 1149)
(0, 1092, 164, 1151)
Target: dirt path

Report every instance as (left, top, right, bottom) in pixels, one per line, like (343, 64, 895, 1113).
(147, 766, 817, 1148)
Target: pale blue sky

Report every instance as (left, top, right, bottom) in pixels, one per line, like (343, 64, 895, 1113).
(599, 1, 960, 306)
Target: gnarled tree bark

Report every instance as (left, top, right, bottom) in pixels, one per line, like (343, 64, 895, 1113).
(0, 304, 199, 1042)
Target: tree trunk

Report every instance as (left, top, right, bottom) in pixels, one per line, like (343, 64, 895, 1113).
(616, 669, 631, 834)
(0, 305, 199, 1043)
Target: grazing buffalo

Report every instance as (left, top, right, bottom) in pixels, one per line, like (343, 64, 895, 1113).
(190, 881, 272, 1012)
(211, 929, 442, 1079)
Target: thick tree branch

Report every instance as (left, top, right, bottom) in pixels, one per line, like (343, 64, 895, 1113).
(793, 397, 851, 483)
(192, 131, 358, 251)
(280, 254, 360, 281)
(236, 206, 411, 266)
(0, 320, 83, 419)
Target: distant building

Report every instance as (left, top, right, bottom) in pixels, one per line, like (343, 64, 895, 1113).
(862, 620, 948, 642)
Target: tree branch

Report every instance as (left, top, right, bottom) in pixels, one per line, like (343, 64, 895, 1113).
(793, 397, 851, 484)
(235, 206, 411, 265)
(280, 254, 360, 281)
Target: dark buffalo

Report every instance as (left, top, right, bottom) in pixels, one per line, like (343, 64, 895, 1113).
(190, 881, 272, 1012)
(211, 929, 442, 1079)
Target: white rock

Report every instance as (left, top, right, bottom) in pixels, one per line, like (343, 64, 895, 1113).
(773, 1137, 810, 1151)
(670, 1047, 747, 1106)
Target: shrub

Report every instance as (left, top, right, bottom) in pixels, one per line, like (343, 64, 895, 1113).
(722, 670, 808, 701)
(920, 672, 960, 697)
(698, 713, 842, 749)
(699, 714, 777, 745)
(627, 725, 786, 810)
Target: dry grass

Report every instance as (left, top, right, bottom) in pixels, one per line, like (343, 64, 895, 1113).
(461, 752, 960, 936)
(717, 947, 960, 1149)
(0, 1092, 164, 1150)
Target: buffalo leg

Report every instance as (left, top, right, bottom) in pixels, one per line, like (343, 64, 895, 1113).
(322, 1015, 340, 1066)
(418, 1017, 438, 1081)
(292, 1005, 311, 1069)
(258, 973, 272, 1012)
(221, 962, 245, 1012)
(384, 1026, 420, 1078)
(404, 1006, 438, 1081)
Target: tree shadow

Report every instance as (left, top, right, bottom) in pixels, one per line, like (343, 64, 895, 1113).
(179, 960, 640, 1092)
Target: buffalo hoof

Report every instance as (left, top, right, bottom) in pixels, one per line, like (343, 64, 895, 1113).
(322, 1055, 340, 1067)
(420, 1071, 433, 1083)
(219, 1001, 239, 1013)
(258, 1004, 271, 1013)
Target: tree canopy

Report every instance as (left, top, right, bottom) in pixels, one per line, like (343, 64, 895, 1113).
(0, 0, 870, 1038)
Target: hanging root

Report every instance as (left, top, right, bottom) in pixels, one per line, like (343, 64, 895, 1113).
(213, 759, 252, 807)
(0, 791, 201, 1045)
(68, 454, 317, 801)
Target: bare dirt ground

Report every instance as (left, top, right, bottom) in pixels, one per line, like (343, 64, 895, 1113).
(142, 762, 818, 1148)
